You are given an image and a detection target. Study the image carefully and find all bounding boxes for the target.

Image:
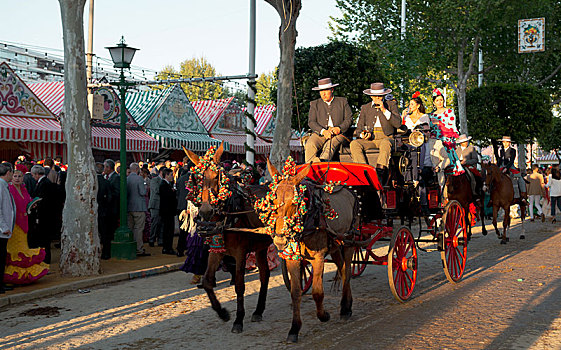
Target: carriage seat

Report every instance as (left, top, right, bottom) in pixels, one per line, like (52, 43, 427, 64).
(338, 145, 380, 165)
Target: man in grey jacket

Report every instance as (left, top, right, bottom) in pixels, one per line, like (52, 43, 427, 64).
(0, 163, 15, 293)
(127, 162, 149, 256)
(148, 167, 164, 246)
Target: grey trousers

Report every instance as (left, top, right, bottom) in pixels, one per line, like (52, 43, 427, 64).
(350, 138, 392, 167)
(149, 208, 163, 244)
(128, 211, 146, 252)
(304, 133, 346, 163)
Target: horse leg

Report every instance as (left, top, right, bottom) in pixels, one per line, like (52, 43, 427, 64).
(203, 252, 230, 321)
(330, 245, 353, 320)
(492, 206, 501, 239)
(480, 197, 487, 236)
(251, 247, 270, 323)
(310, 256, 330, 323)
(519, 202, 526, 239)
(286, 259, 302, 343)
(501, 205, 511, 244)
(231, 251, 247, 333)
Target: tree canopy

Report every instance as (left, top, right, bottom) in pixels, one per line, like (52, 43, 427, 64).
(255, 69, 277, 106)
(291, 41, 385, 131)
(155, 57, 224, 101)
(466, 83, 552, 147)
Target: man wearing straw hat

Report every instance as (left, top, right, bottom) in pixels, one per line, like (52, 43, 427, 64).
(350, 82, 401, 184)
(498, 135, 527, 202)
(305, 78, 353, 163)
(456, 134, 481, 197)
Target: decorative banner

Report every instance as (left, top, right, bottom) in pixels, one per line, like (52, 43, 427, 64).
(518, 18, 545, 53)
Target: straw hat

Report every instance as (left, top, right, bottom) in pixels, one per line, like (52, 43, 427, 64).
(363, 82, 392, 96)
(311, 78, 339, 91)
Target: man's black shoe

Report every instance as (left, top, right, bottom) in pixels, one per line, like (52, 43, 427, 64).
(1, 285, 13, 291)
(148, 242, 155, 247)
(176, 251, 185, 257)
(101, 254, 111, 260)
(162, 249, 177, 255)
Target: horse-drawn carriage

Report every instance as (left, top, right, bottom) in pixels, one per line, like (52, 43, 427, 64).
(286, 158, 468, 303)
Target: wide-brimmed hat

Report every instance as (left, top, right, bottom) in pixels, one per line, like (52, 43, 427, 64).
(457, 134, 472, 143)
(311, 78, 339, 91)
(499, 136, 512, 142)
(363, 82, 392, 96)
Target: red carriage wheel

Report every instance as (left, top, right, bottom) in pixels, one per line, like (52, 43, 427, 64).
(280, 259, 313, 294)
(351, 245, 369, 278)
(387, 227, 417, 303)
(441, 200, 468, 283)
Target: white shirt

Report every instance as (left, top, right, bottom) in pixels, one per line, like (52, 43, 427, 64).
(404, 113, 430, 130)
(321, 97, 335, 135)
(547, 175, 561, 197)
(372, 102, 392, 127)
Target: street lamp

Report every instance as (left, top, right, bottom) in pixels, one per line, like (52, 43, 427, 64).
(106, 36, 138, 260)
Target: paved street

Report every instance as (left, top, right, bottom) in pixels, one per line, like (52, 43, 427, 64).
(0, 218, 560, 350)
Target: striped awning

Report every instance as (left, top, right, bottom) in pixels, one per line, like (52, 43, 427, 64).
(146, 129, 224, 152)
(125, 88, 171, 126)
(212, 133, 274, 155)
(241, 105, 276, 135)
(536, 153, 560, 162)
(0, 116, 63, 143)
(191, 97, 234, 131)
(91, 127, 159, 153)
(28, 82, 65, 116)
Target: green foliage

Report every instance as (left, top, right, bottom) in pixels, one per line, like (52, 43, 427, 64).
(537, 116, 561, 153)
(155, 57, 224, 101)
(466, 83, 552, 146)
(256, 69, 277, 106)
(291, 41, 385, 131)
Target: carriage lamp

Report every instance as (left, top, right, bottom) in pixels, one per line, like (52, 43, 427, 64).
(409, 130, 426, 148)
(106, 36, 139, 260)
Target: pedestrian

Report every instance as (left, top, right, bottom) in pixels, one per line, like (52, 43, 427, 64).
(140, 167, 151, 243)
(180, 199, 208, 284)
(175, 165, 191, 257)
(22, 161, 36, 197)
(0, 162, 16, 294)
(546, 166, 561, 223)
(148, 167, 164, 247)
(526, 164, 545, 222)
(5, 165, 49, 284)
(95, 163, 112, 255)
(102, 159, 120, 259)
(28, 165, 57, 264)
(159, 168, 177, 255)
(127, 162, 149, 256)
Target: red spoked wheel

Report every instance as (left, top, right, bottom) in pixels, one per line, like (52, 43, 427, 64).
(387, 227, 417, 303)
(280, 259, 313, 294)
(441, 200, 468, 283)
(351, 245, 370, 278)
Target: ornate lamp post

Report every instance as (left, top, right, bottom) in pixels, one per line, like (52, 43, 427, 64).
(106, 36, 138, 260)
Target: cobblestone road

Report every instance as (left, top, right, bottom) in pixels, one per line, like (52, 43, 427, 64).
(0, 218, 560, 349)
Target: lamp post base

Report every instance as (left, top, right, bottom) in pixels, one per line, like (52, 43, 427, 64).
(111, 226, 137, 260)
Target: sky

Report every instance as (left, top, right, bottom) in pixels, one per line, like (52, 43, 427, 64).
(3, 0, 341, 78)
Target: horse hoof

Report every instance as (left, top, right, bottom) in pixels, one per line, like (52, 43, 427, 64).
(482, 231, 487, 236)
(340, 311, 352, 321)
(318, 311, 331, 323)
(218, 308, 230, 321)
(251, 314, 263, 322)
(286, 334, 299, 343)
(506, 237, 510, 242)
(500, 239, 507, 245)
(520, 235, 525, 239)
(231, 323, 243, 333)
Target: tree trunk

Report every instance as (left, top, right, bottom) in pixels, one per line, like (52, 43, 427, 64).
(59, 0, 101, 276)
(518, 144, 527, 175)
(457, 84, 468, 135)
(265, 0, 302, 168)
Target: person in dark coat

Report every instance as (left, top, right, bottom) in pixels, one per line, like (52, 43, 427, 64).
(22, 162, 36, 197)
(159, 168, 177, 255)
(95, 163, 112, 253)
(175, 167, 190, 256)
(28, 165, 57, 264)
(305, 78, 353, 163)
(350, 82, 401, 183)
(102, 159, 120, 259)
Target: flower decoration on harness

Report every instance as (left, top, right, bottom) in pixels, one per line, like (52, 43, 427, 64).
(186, 146, 232, 207)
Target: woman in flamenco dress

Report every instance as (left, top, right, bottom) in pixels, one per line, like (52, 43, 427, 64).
(4, 165, 49, 284)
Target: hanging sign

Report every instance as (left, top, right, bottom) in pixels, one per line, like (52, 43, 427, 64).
(518, 18, 545, 53)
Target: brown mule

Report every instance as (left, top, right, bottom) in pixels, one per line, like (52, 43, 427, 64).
(481, 163, 527, 244)
(265, 160, 357, 343)
(184, 144, 272, 334)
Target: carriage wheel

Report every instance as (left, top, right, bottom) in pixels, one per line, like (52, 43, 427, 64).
(280, 259, 313, 295)
(441, 200, 468, 283)
(387, 227, 417, 303)
(351, 246, 370, 278)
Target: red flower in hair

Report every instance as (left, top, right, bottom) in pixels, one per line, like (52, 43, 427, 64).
(412, 91, 420, 99)
(432, 88, 442, 97)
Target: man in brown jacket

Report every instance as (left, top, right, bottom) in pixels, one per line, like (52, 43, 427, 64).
(305, 78, 353, 163)
(350, 83, 401, 184)
(525, 164, 545, 221)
